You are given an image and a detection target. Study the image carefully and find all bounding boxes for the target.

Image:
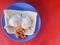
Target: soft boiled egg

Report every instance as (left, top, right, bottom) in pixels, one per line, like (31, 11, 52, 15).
(9, 14, 22, 27)
(22, 16, 31, 29)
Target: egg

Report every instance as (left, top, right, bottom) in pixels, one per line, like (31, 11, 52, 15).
(22, 16, 31, 29)
(9, 14, 22, 27)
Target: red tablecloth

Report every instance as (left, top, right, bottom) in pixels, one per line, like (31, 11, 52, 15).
(0, 0, 60, 45)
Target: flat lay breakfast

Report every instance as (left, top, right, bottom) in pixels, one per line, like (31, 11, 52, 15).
(4, 10, 37, 39)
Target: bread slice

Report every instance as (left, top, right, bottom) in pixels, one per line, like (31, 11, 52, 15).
(4, 10, 21, 34)
(21, 11, 37, 35)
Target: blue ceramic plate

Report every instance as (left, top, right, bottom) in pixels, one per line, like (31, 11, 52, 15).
(2, 2, 41, 42)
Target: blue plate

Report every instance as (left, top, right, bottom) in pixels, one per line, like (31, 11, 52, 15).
(2, 2, 41, 42)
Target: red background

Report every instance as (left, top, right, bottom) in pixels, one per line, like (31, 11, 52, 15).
(0, 0, 60, 45)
